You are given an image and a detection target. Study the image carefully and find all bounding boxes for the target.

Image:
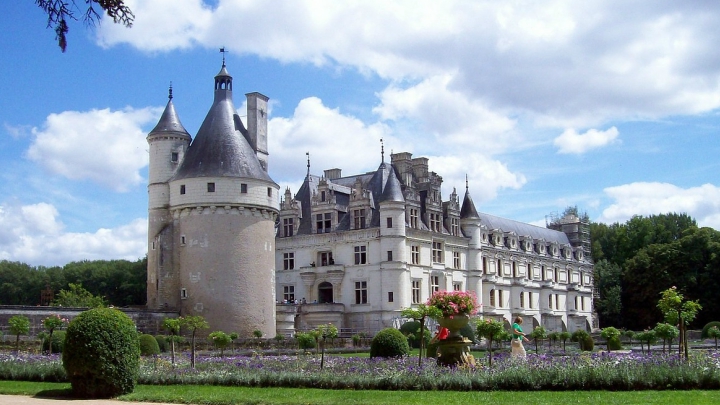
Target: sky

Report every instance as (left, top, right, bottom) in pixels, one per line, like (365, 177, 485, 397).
(1, 0, 719, 267)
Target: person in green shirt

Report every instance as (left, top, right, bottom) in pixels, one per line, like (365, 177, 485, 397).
(511, 316, 529, 358)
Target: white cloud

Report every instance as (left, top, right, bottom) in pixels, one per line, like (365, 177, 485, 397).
(554, 127, 619, 154)
(0, 202, 147, 267)
(599, 182, 720, 230)
(26, 107, 160, 192)
(268, 96, 392, 182)
(97, 1, 720, 127)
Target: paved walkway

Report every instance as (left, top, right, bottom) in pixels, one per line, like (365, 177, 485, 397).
(0, 395, 180, 404)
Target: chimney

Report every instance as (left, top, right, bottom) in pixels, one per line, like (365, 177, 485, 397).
(246, 92, 269, 172)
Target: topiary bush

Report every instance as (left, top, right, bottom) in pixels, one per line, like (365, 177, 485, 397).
(154, 335, 168, 352)
(582, 335, 595, 351)
(607, 336, 622, 351)
(139, 334, 160, 356)
(701, 321, 720, 338)
(399, 321, 422, 348)
(370, 328, 410, 358)
(62, 308, 140, 398)
(42, 330, 66, 354)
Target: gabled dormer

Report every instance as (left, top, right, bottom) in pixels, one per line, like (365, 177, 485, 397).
(443, 187, 461, 236)
(279, 187, 301, 237)
(349, 177, 372, 230)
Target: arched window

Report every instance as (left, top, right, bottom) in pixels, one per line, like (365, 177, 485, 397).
(318, 282, 333, 304)
(489, 289, 496, 307)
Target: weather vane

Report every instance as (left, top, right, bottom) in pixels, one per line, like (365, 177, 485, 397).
(220, 47, 228, 66)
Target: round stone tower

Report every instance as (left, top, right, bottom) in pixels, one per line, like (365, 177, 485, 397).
(166, 61, 279, 336)
(146, 88, 191, 310)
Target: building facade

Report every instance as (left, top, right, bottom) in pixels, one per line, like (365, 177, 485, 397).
(276, 152, 594, 335)
(146, 62, 279, 336)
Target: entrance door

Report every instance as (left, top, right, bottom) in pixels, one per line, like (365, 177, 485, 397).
(318, 282, 333, 303)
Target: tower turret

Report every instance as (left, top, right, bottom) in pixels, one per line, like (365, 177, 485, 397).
(146, 87, 191, 309)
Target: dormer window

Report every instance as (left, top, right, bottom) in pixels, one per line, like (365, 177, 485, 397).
(354, 209, 366, 229)
(321, 191, 326, 202)
(316, 213, 332, 233)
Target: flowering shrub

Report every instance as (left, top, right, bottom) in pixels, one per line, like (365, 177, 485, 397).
(427, 291, 478, 317)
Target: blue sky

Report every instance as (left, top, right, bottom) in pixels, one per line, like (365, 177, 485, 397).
(1, 1, 719, 266)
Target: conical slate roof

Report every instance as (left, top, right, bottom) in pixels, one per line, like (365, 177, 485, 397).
(460, 188, 480, 219)
(172, 64, 273, 182)
(149, 97, 191, 139)
(380, 164, 404, 203)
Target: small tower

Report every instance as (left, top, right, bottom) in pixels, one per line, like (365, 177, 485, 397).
(146, 86, 191, 309)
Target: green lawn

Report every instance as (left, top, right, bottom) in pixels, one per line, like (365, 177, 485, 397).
(2, 380, 720, 405)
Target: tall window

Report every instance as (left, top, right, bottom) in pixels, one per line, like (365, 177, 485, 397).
(432, 241, 443, 263)
(387, 250, 393, 261)
(430, 275, 440, 293)
(354, 281, 367, 304)
(453, 282, 462, 291)
(409, 208, 419, 228)
(450, 217, 460, 236)
(411, 245, 420, 265)
(489, 289, 496, 307)
(498, 290, 505, 308)
(512, 261, 517, 277)
(482, 257, 488, 273)
(319, 251, 333, 266)
(453, 251, 460, 269)
(171, 152, 179, 162)
(528, 292, 534, 309)
(354, 245, 367, 265)
(429, 212, 441, 232)
(353, 208, 366, 229)
(180, 184, 186, 195)
(283, 252, 295, 270)
(316, 212, 332, 233)
(283, 285, 295, 303)
(548, 294, 554, 309)
(520, 292, 525, 308)
(283, 218, 294, 237)
(388, 291, 394, 302)
(556, 294, 560, 310)
(581, 297, 586, 311)
(241, 183, 248, 193)
(386, 217, 393, 228)
(411, 280, 421, 304)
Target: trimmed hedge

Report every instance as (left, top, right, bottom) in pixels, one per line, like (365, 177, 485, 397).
(62, 308, 140, 398)
(42, 330, 66, 354)
(139, 334, 160, 356)
(370, 328, 410, 358)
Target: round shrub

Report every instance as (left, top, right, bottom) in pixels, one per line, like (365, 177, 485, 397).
(582, 335, 595, 351)
(607, 336, 622, 351)
(42, 330, 66, 353)
(139, 334, 160, 356)
(370, 328, 410, 358)
(62, 308, 140, 398)
(154, 335, 168, 352)
(701, 321, 720, 338)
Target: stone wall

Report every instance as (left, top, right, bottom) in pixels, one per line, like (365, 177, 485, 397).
(0, 305, 179, 339)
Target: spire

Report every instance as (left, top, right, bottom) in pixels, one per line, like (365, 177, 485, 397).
(148, 85, 191, 138)
(380, 164, 404, 203)
(460, 178, 480, 219)
(381, 138, 385, 163)
(306, 152, 311, 178)
(214, 51, 232, 101)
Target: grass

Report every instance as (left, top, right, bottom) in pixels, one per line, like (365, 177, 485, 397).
(2, 380, 720, 405)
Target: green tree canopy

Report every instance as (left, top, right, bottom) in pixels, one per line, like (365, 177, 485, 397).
(52, 283, 106, 308)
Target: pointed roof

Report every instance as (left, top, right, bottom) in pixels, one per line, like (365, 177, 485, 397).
(460, 188, 480, 219)
(148, 90, 191, 139)
(172, 63, 273, 182)
(380, 164, 404, 203)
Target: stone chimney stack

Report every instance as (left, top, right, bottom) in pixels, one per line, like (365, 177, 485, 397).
(246, 92, 269, 171)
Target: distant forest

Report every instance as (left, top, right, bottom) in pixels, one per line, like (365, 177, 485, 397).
(0, 257, 146, 307)
(591, 212, 720, 330)
(1, 212, 718, 331)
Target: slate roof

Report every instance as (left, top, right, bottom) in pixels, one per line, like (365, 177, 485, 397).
(149, 98, 191, 139)
(478, 212, 570, 244)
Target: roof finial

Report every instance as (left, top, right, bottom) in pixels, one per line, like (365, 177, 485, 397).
(220, 47, 228, 67)
(168, 82, 173, 100)
(306, 152, 311, 178)
(380, 138, 385, 163)
(465, 174, 469, 191)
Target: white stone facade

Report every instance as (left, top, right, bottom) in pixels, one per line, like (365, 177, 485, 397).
(275, 152, 594, 335)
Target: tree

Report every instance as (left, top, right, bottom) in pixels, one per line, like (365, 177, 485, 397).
(548, 332, 559, 351)
(208, 331, 231, 357)
(8, 315, 30, 353)
(401, 304, 442, 366)
(653, 323, 679, 353)
(42, 314, 68, 355)
(600, 327, 621, 352)
(162, 318, 181, 365)
(559, 331, 572, 352)
(52, 283, 106, 308)
(657, 286, 701, 360)
(593, 260, 623, 327)
(476, 318, 504, 366)
(635, 329, 657, 354)
(529, 326, 547, 353)
(707, 326, 720, 350)
(179, 316, 208, 369)
(315, 323, 338, 370)
(229, 332, 239, 353)
(35, 0, 134, 52)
